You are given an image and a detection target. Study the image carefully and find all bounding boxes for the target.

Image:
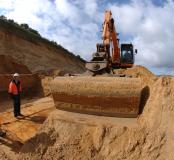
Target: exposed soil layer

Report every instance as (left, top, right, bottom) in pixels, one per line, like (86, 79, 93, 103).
(15, 67, 174, 160)
(51, 77, 141, 117)
(0, 58, 173, 160)
(0, 28, 85, 74)
(0, 55, 31, 74)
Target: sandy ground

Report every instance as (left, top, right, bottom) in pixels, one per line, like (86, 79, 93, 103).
(0, 66, 174, 160)
(0, 97, 55, 160)
(17, 70, 174, 160)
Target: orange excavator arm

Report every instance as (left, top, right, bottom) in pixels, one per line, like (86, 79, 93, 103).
(102, 10, 120, 65)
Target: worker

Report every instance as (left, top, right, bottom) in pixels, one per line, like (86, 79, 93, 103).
(8, 73, 23, 117)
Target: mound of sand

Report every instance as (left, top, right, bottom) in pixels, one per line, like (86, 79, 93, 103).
(18, 75, 174, 160)
(15, 66, 173, 160)
(0, 55, 31, 74)
(114, 65, 156, 86)
(113, 65, 154, 77)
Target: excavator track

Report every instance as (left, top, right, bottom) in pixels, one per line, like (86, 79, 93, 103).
(51, 76, 141, 118)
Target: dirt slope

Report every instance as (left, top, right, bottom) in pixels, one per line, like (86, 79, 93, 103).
(15, 67, 174, 160)
(0, 26, 85, 74)
(0, 55, 31, 74)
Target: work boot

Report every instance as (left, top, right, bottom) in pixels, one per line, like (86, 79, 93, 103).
(18, 113, 24, 117)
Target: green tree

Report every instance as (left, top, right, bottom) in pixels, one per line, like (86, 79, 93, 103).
(21, 23, 29, 29)
(0, 15, 7, 20)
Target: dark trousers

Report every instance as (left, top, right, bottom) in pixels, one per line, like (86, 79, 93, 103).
(13, 95, 21, 116)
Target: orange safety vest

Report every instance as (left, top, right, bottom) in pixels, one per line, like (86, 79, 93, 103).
(8, 80, 22, 95)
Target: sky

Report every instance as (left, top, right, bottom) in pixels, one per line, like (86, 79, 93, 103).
(0, 0, 174, 75)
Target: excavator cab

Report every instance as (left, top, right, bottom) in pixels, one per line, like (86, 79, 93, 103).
(120, 43, 135, 68)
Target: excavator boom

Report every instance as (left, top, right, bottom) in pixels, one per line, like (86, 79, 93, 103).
(102, 10, 120, 64)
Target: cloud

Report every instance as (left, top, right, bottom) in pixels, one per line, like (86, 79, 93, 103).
(109, 0, 174, 71)
(0, 0, 101, 59)
(83, 0, 98, 18)
(55, 0, 79, 23)
(0, 0, 174, 74)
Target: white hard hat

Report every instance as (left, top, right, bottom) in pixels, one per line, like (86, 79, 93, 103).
(13, 73, 20, 77)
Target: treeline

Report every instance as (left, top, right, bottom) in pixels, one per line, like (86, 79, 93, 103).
(0, 15, 40, 36)
(0, 15, 85, 63)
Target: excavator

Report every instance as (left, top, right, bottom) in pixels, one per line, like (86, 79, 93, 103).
(86, 10, 137, 74)
(51, 10, 142, 118)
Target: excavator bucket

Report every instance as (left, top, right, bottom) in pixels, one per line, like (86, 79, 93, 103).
(51, 76, 142, 118)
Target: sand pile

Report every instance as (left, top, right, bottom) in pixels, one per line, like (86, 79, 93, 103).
(113, 65, 154, 78)
(16, 67, 174, 160)
(0, 55, 31, 74)
(114, 65, 155, 86)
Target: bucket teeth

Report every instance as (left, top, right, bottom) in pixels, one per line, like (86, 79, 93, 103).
(51, 77, 141, 118)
